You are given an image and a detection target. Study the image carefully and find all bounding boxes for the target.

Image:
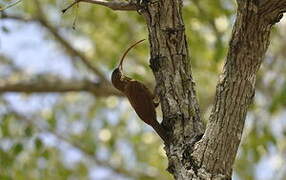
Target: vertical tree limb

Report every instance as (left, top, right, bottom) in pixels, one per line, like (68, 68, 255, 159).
(191, 1, 285, 179)
(140, 0, 205, 140)
(138, 0, 205, 177)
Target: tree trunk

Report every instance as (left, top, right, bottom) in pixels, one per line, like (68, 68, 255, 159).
(139, 0, 286, 179)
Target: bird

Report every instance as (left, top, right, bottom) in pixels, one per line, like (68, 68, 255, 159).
(111, 39, 168, 143)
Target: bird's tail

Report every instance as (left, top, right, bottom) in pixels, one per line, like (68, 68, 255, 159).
(151, 120, 169, 144)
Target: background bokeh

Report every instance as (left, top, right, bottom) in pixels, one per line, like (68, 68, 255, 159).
(0, 0, 285, 179)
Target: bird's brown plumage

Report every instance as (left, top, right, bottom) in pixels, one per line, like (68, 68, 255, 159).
(125, 80, 156, 124)
(111, 40, 168, 143)
(125, 80, 168, 142)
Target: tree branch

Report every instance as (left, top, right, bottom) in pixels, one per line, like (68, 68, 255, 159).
(0, 78, 122, 96)
(34, 0, 109, 82)
(139, 1, 206, 178)
(236, 0, 286, 25)
(257, 0, 286, 11)
(0, 0, 22, 11)
(62, 0, 137, 13)
(191, 1, 281, 178)
(38, 19, 109, 82)
(1, 11, 108, 83)
(82, 0, 137, 10)
(0, 13, 36, 22)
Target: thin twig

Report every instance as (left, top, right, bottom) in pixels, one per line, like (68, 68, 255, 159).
(62, 0, 81, 13)
(72, 2, 80, 30)
(0, 0, 22, 11)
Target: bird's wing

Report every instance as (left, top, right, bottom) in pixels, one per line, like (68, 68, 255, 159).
(125, 80, 156, 125)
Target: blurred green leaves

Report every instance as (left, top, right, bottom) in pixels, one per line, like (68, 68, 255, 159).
(270, 84, 286, 113)
(0, 0, 286, 179)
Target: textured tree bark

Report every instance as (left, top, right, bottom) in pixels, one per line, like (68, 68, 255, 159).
(139, 0, 286, 179)
(138, 0, 205, 177)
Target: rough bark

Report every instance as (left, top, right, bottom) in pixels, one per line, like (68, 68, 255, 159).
(138, 0, 204, 178)
(138, 0, 286, 179)
(138, 0, 205, 177)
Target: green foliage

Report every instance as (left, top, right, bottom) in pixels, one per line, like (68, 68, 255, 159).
(0, 0, 286, 179)
(270, 84, 286, 113)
